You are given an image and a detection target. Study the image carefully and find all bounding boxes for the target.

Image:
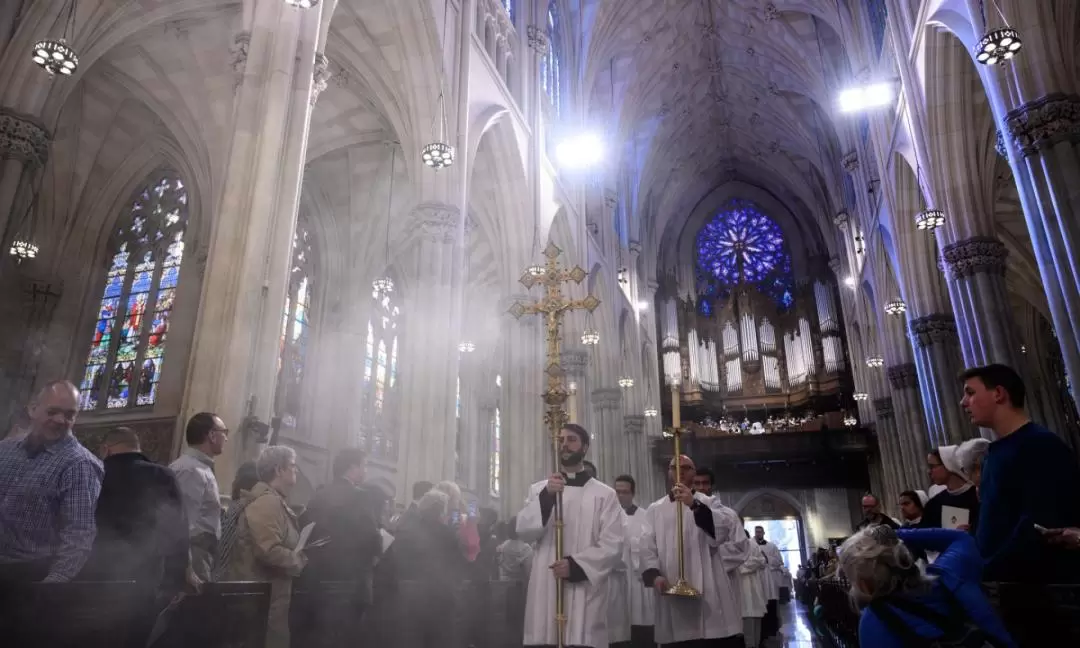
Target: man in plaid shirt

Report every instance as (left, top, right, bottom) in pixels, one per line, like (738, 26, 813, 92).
(0, 380, 103, 583)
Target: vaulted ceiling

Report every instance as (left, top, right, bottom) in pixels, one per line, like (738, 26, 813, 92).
(583, 0, 850, 254)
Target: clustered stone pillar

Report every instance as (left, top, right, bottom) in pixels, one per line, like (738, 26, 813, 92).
(941, 237, 1020, 368)
(908, 313, 968, 444)
(887, 362, 930, 488)
(873, 396, 904, 505)
(623, 414, 646, 486)
(590, 387, 623, 478)
(500, 293, 544, 515)
(395, 204, 465, 495)
(0, 107, 50, 239)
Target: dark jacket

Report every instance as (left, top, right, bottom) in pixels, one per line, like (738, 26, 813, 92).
(297, 478, 382, 602)
(78, 452, 188, 591)
(380, 513, 469, 594)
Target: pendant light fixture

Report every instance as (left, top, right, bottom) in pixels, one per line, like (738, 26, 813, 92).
(372, 144, 396, 295)
(9, 172, 44, 263)
(33, 0, 79, 76)
(974, 0, 1022, 66)
(884, 299, 907, 316)
(284, 0, 320, 8)
(422, 0, 455, 169)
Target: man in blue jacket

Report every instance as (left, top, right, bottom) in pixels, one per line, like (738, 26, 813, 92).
(960, 364, 1080, 583)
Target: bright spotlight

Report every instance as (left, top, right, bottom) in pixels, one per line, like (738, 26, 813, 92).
(556, 133, 604, 169)
(844, 276, 857, 288)
(838, 83, 895, 113)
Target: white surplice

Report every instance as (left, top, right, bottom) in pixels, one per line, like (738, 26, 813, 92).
(738, 541, 768, 618)
(607, 512, 631, 645)
(517, 476, 624, 648)
(624, 505, 656, 628)
(641, 493, 747, 644)
(757, 540, 784, 600)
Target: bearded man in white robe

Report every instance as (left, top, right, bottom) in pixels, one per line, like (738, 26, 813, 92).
(641, 455, 748, 648)
(610, 474, 655, 648)
(752, 525, 785, 646)
(517, 424, 624, 648)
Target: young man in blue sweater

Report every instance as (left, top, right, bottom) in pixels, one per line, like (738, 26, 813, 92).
(960, 364, 1080, 583)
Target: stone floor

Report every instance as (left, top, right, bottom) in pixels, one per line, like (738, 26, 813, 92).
(774, 599, 825, 647)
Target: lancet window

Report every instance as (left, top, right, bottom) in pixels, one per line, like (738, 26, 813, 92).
(78, 172, 190, 411)
(490, 373, 502, 498)
(361, 285, 400, 459)
(274, 222, 315, 430)
(541, 1, 561, 116)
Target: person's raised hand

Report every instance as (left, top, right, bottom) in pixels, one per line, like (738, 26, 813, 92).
(671, 483, 694, 506)
(546, 473, 566, 494)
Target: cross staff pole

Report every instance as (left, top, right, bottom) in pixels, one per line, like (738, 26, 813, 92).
(508, 242, 600, 648)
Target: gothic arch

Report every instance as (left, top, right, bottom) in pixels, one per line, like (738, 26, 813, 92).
(732, 488, 807, 520)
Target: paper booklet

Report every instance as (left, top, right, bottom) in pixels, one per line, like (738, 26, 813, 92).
(295, 522, 316, 554)
(941, 505, 969, 530)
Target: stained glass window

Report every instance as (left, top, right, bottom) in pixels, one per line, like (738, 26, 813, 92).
(274, 223, 315, 430)
(361, 284, 401, 459)
(501, 0, 514, 21)
(491, 373, 502, 498)
(866, 0, 888, 59)
(79, 173, 189, 411)
(696, 199, 793, 308)
(542, 1, 561, 116)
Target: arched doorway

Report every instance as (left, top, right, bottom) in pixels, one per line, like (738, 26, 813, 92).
(738, 490, 807, 574)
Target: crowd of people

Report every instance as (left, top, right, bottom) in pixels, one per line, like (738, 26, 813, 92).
(2, 362, 1080, 648)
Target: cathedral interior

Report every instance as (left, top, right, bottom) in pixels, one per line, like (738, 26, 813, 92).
(1, 0, 1078, 551)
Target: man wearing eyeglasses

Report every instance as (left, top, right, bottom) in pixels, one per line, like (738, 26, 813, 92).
(0, 380, 103, 584)
(170, 412, 229, 581)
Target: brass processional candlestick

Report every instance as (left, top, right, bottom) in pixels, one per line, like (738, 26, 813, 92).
(508, 242, 601, 648)
(665, 387, 701, 598)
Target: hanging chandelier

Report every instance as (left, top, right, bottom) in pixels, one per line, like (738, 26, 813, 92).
(884, 299, 907, 316)
(644, 407, 658, 417)
(915, 208, 945, 231)
(372, 276, 394, 294)
(975, 27, 1022, 65)
(568, 381, 578, 395)
(618, 376, 634, 389)
(581, 328, 600, 346)
(421, 141, 455, 169)
(9, 239, 39, 262)
(853, 392, 869, 401)
(284, 0, 319, 7)
(527, 264, 545, 277)
(32, 1, 80, 76)
(458, 341, 476, 353)
(865, 356, 884, 368)
(843, 414, 857, 427)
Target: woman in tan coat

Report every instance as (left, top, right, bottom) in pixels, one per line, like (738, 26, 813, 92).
(225, 445, 306, 648)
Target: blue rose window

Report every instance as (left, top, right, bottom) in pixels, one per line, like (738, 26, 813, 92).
(696, 199, 793, 307)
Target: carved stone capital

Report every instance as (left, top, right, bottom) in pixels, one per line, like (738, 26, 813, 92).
(833, 210, 849, 230)
(828, 256, 842, 276)
(841, 151, 859, 173)
(591, 387, 623, 411)
(763, 3, 778, 22)
(995, 129, 1008, 158)
(230, 31, 250, 88)
(941, 236, 1008, 279)
(624, 414, 645, 435)
(628, 240, 642, 255)
(561, 350, 588, 377)
(311, 53, 332, 106)
(908, 313, 958, 349)
(526, 25, 550, 55)
(1004, 93, 1080, 158)
(886, 362, 919, 390)
(0, 107, 50, 170)
(411, 203, 461, 244)
(873, 397, 894, 419)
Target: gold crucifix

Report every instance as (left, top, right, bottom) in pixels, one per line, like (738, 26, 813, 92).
(507, 241, 599, 648)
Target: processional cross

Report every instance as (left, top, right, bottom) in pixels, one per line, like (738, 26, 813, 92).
(507, 241, 599, 648)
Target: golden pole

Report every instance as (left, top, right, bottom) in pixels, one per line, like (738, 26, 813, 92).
(665, 385, 700, 598)
(508, 242, 600, 648)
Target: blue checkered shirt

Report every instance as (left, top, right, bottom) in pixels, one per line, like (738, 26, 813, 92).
(0, 433, 103, 582)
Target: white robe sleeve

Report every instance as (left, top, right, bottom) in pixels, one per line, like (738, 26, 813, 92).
(738, 541, 766, 574)
(516, 482, 549, 543)
(708, 502, 751, 572)
(640, 503, 661, 578)
(567, 489, 625, 584)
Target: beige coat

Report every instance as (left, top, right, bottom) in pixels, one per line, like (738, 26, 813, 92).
(225, 482, 305, 648)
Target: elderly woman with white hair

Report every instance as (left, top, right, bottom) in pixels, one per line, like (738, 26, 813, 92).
(434, 479, 481, 561)
(838, 525, 1016, 647)
(225, 445, 307, 648)
(956, 437, 992, 488)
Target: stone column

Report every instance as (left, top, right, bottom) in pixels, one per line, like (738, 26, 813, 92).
(941, 237, 1022, 368)
(873, 396, 905, 505)
(0, 107, 49, 240)
(908, 313, 968, 444)
(623, 413, 646, 487)
(500, 293, 544, 516)
(182, 4, 322, 484)
(980, 1, 1080, 391)
(475, 394, 498, 507)
(591, 387, 622, 478)
(887, 363, 929, 488)
(395, 204, 465, 494)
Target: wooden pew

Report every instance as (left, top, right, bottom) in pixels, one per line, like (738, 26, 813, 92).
(1, 581, 143, 648)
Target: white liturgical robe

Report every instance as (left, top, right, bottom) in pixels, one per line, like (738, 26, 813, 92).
(641, 493, 748, 644)
(738, 541, 768, 618)
(517, 474, 624, 648)
(607, 513, 631, 645)
(624, 505, 656, 627)
(757, 540, 784, 600)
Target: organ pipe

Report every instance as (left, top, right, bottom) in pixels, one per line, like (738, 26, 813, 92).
(784, 331, 807, 386)
(722, 321, 739, 357)
(799, 317, 816, 378)
(740, 311, 760, 363)
(823, 335, 844, 374)
(725, 358, 742, 393)
(758, 317, 776, 354)
(663, 350, 681, 386)
(815, 281, 838, 334)
(699, 339, 720, 392)
(763, 355, 781, 391)
(688, 329, 702, 387)
(661, 299, 679, 350)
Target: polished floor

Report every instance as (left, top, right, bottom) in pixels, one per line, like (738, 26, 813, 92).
(774, 599, 825, 648)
